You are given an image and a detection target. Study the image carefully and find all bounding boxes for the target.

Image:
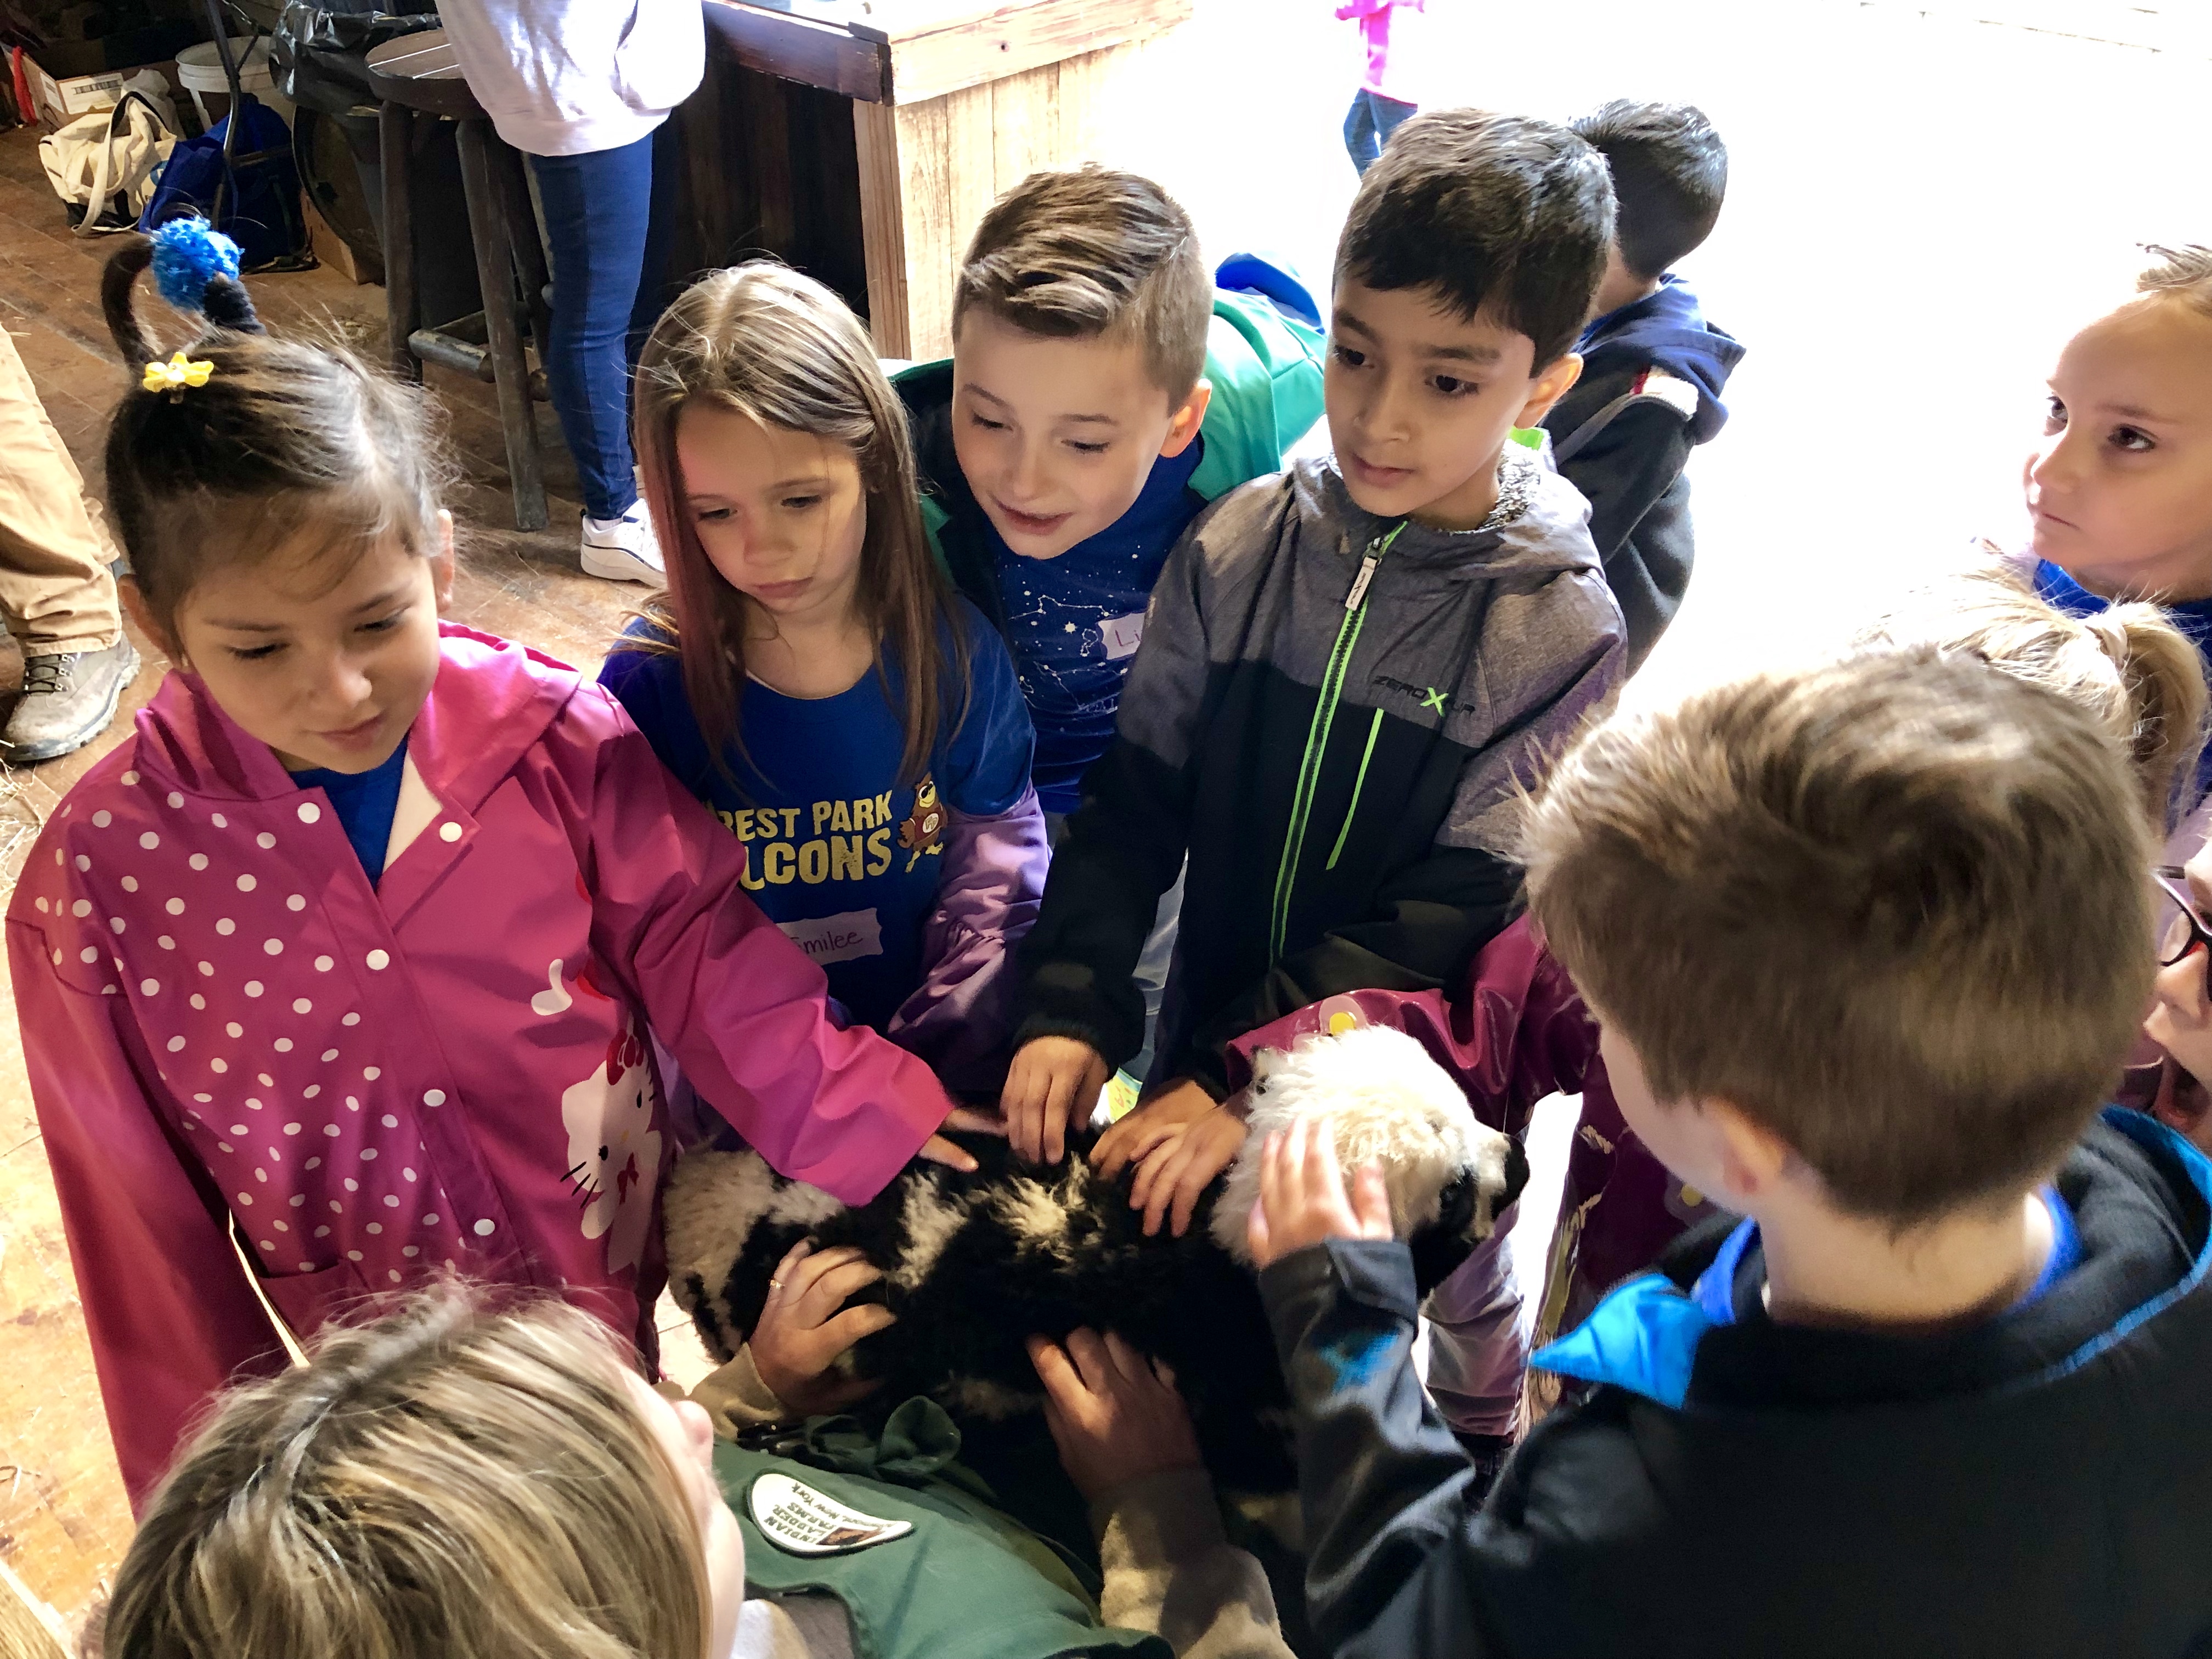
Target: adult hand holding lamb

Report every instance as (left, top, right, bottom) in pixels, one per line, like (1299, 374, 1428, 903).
(750, 1241, 895, 1416)
(1027, 1328, 1202, 1499)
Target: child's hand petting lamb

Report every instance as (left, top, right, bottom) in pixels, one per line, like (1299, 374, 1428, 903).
(1246, 1116, 1397, 1269)
(921, 1104, 1015, 1172)
(1002, 1035, 1110, 1162)
(1099, 1082, 1249, 1238)
(1028, 1328, 1203, 1500)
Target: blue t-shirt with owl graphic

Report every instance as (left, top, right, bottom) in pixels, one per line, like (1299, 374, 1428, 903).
(598, 599, 1034, 1031)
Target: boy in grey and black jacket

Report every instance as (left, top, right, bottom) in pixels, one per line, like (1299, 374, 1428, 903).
(1000, 111, 1627, 1232)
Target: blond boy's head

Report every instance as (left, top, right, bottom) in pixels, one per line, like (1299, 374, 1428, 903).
(1526, 651, 2153, 1226)
(949, 167, 1214, 560)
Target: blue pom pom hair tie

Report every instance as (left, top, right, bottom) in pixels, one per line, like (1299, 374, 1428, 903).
(148, 220, 244, 314)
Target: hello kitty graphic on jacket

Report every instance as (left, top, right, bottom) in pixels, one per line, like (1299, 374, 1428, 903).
(562, 1022, 662, 1275)
(9, 624, 955, 1509)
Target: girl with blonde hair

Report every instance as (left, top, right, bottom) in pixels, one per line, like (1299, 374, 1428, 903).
(601, 263, 1045, 1091)
(100, 1288, 1302, 1659)
(99, 1290, 742, 1659)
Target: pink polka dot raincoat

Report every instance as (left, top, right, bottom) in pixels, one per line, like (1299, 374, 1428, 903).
(8, 624, 953, 1509)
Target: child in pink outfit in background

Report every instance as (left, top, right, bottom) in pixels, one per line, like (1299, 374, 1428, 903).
(1337, 0, 1424, 176)
(8, 228, 983, 1511)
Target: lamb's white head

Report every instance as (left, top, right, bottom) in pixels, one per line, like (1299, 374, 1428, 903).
(1211, 1025, 1525, 1278)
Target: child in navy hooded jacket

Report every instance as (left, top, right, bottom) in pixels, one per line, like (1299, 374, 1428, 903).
(1544, 101, 1743, 669)
(1251, 652, 2212, 1659)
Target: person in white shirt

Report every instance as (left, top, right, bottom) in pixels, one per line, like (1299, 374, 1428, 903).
(433, 0, 704, 582)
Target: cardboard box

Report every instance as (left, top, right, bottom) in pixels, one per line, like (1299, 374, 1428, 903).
(21, 24, 202, 131)
(307, 200, 381, 287)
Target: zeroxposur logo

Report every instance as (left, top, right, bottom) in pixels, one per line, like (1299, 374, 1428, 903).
(1374, 675, 1455, 716)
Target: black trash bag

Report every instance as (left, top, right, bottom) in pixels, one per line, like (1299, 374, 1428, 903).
(271, 1, 439, 117)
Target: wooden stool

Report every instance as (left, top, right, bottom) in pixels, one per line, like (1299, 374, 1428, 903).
(366, 28, 552, 532)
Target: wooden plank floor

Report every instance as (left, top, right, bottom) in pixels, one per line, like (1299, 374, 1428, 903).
(0, 122, 642, 1640)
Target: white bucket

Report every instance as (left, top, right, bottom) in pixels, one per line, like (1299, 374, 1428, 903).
(176, 38, 292, 132)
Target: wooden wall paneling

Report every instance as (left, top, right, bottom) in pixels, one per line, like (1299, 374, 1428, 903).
(887, 82, 1000, 362)
(890, 94, 956, 363)
(989, 60, 1057, 198)
(673, 52, 732, 282)
(853, 99, 913, 357)
(790, 81, 871, 318)
(1059, 37, 1143, 166)
(738, 67, 798, 261)
(703, 0, 891, 102)
(937, 78, 998, 346)
(882, 0, 1193, 105)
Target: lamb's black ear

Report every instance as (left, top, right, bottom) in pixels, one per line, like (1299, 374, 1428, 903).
(1496, 1137, 1531, 1223)
(1406, 1173, 1480, 1295)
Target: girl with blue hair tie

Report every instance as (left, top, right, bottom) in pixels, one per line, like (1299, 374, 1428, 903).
(10, 221, 988, 1513)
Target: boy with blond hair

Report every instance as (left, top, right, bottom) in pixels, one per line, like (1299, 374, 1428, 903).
(1005, 111, 1625, 1224)
(902, 168, 1326, 1086)
(900, 168, 1326, 830)
(1250, 649, 2212, 1656)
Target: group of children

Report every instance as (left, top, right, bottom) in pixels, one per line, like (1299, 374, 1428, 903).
(18, 84, 2212, 1659)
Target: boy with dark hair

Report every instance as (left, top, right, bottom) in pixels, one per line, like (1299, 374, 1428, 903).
(1003, 111, 1625, 1230)
(1547, 99, 1744, 669)
(1251, 649, 2212, 1656)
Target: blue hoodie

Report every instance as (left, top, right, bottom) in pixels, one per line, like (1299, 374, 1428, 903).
(1542, 273, 1746, 669)
(1573, 272, 1745, 442)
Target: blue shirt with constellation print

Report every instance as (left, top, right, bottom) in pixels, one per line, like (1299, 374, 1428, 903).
(993, 436, 1206, 816)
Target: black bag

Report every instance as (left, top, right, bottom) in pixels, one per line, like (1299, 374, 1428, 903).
(270, 1, 438, 117)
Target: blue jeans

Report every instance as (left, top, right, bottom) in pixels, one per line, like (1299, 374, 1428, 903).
(529, 124, 676, 521)
(1343, 88, 1418, 176)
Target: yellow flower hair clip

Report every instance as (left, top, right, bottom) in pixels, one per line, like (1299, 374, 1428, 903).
(143, 351, 213, 400)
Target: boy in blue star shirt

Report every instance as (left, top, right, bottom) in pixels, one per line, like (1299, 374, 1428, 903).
(898, 167, 1327, 825)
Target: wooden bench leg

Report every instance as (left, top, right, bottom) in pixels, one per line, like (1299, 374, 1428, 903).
(490, 139, 554, 375)
(378, 101, 420, 382)
(455, 117, 548, 533)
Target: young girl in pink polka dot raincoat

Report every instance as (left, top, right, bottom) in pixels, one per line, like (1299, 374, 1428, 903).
(7, 229, 980, 1511)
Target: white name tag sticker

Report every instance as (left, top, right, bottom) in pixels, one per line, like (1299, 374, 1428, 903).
(1101, 610, 1147, 661)
(749, 1472, 914, 1555)
(776, 909, 884, 966)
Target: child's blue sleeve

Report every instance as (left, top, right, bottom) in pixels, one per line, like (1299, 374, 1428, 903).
(596, 629, 698, 788)
(938, 600, 1036, 817)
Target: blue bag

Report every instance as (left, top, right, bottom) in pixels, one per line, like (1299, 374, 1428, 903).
(138, 95, 308, 270)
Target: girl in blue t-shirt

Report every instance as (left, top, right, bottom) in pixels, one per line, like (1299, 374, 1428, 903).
(602, 263, 1045, 1087)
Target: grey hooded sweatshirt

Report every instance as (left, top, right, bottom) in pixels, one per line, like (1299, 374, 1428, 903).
(1015, 450, 1626, 1094)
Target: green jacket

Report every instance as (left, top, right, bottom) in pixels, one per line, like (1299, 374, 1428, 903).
(720, 1402, 1172, 1659)
(895, 289, 1328, 640)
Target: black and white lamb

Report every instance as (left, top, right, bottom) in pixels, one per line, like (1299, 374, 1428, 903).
(662, 1025, 1527, 1493)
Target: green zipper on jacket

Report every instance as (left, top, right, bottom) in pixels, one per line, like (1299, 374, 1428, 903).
(1270, 523, 1403, 959)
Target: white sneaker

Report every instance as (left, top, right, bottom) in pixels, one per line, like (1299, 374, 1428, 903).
(580, 509, 665, 584)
